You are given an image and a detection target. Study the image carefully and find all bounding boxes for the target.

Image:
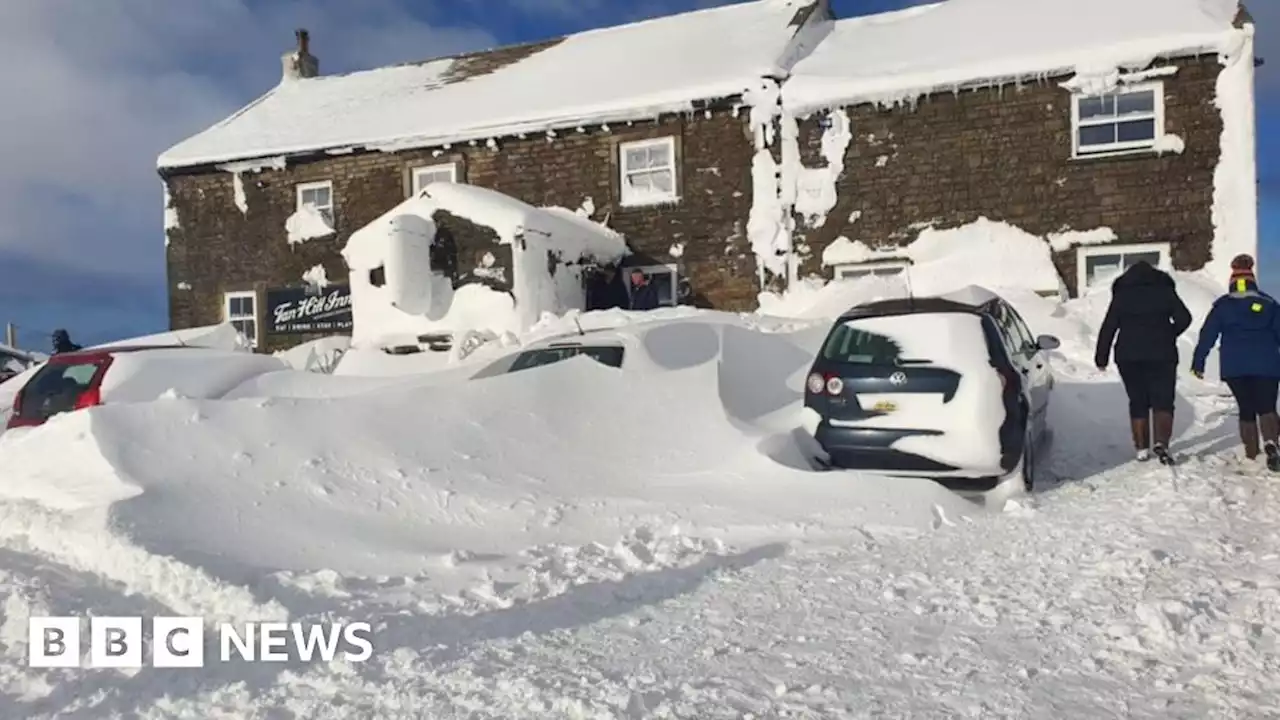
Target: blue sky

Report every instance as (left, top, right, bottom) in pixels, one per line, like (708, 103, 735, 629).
(0, 0, 1274, 349)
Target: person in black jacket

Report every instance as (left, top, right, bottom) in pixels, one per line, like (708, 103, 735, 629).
(1094, 260, 1193, 464)
(51, 329, 82, 355)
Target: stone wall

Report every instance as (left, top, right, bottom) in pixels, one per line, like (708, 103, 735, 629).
(791, 56, 1223, 295)
(164, 110, 760, 351)
(164, 55, 1227, 351)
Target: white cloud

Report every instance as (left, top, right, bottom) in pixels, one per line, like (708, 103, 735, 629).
(0, 0, 494, 285)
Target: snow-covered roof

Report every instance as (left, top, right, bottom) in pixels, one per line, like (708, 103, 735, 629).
(343, 182, 625, 271)
(782, 0, 1244, 114)
(158, 0, 825, 169)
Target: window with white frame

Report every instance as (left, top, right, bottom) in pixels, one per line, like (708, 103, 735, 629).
(832, 260, 909, 281)
(1077, 242, 1171, 290)
(619, 137, 678, 207)
(1071, 82, 1164, 157)
(296, 181, 334, 224)
(223, 291, 258, 347)
(623, 264, 679, 307)
(410, 163, 458, 195)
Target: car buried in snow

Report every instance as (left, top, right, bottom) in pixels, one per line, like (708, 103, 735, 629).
(5, 345, 284, 430)
(803, 285, 1059, 497)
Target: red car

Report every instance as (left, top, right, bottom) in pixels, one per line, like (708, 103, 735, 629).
(5, 345, 283, 430)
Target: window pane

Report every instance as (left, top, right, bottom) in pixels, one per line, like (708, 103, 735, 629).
(625, 172, 653, 192)
(1122, 251, 1161, 268)
(1116, 118, 1155, 143)
(1077, 96, 1106, 120)
(624, 147, 647, 169)
(650, 270, 675, 305)
(648, 169, 674, 193)
(645, 143, 670, 167)
(1086, 255, 1123, 285)
(1078, 124, 1116, 147)
(1116, 90, 1155, 116)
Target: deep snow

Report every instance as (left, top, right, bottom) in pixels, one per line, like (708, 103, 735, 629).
(0, 268, 1274, 718)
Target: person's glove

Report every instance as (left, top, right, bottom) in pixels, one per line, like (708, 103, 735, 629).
(1190, 367, 1204, 379)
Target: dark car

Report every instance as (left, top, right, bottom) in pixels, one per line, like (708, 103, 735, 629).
(804, 287, 1059, 493)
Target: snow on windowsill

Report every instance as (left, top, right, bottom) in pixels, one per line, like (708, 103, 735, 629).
(619, 193, 681, 209)
(286, 206, 336, 245)
(1069, 139, 1184, 162)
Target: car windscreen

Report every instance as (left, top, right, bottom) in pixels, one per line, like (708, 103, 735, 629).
(15, 361, 102, 421)
(820, 322, 912, 365)
(820, 314, 972, 366)
(507, 345, 625, 373)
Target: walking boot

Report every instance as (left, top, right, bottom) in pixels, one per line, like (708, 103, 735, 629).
(1152, 410, 1176, 466)
(1130, 417, 1151, 462)
(1240, 420, 1261, 460)
(1260, 413, 1280, 471)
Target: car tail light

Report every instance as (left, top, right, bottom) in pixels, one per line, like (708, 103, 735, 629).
(806, 372, 825, 394)
(807, 372, 844, 395)
(73, 387, 101, 410)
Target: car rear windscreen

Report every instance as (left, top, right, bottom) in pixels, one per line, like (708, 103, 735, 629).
(15, 361, 102, 421)
(821, 322, 912, 365)
(508, 345, 625, 373)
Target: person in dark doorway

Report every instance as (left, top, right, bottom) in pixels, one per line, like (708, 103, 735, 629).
(51, 329, 82, 355)
(584, 264, 629, 311)
(1190, 253, 1280, 470)
(1095, 260, 1193, 465)
(627, 268, 660, 311)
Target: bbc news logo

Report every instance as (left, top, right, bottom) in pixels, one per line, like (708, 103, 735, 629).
(28, 617, 373, 668)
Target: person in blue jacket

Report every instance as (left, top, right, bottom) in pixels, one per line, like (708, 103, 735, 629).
(626, 268, 660, 311)
(1191, 253, 1280, 470)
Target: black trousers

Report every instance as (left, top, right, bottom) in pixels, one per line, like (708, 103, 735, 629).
(1116, 361, 1177, 418)
(1224, 376, 1280, 422)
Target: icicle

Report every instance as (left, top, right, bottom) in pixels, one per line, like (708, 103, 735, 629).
(601, 123, 610, 132)
(576, 126, 585, 133)
(432, 149, 443, 157)
(486, 138, 498, 150)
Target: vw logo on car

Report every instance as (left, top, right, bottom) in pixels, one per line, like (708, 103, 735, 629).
(888, 371, 908, 386)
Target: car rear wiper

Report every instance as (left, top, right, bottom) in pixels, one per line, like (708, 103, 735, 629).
(896, 359, 932, 365)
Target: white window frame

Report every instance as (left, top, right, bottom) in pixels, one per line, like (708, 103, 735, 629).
(623, 263, 680, 307)
(1076, 242, 1172, 292)
(410, 163, 458, 195)
(223, 290, 259, 348)
(618, 137, 679, 207)
(1070, 81, 1166, 159)
(296, 180, 334, 224)
(832, 260, 909, 281)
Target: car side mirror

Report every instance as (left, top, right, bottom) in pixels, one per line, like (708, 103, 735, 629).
(1036, 334, 1061, 351)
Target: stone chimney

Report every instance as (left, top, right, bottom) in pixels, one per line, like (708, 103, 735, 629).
(281, 28, 319, 81)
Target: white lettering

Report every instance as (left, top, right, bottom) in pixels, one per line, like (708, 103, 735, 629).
(220, 624, 254, 661)
(291, 623, 343, 662)
(258, 622, 290, 661)
(341, 623, 373, 662)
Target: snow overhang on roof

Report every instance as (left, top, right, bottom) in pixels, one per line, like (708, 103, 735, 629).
(157, 0, 827, 171)
(781, 0, 1246, 115)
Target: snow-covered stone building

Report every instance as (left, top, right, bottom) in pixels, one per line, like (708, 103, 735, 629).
(159, 0, 1257, 350)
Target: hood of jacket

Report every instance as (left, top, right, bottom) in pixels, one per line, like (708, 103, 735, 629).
(1111, 260, 1173, 290)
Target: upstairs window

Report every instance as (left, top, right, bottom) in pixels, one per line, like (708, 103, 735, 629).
(1071, 82, 1165, 157)
(296, 181, 334, 225)
(619, 137, 678, 207)
(410, 163, 458, 195)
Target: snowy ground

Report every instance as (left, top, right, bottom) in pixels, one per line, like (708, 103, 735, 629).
(0, 277, 1276, 718)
